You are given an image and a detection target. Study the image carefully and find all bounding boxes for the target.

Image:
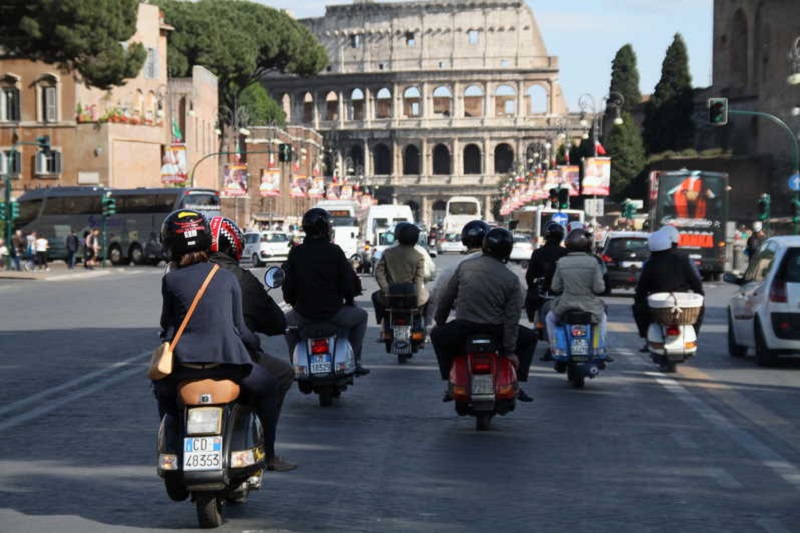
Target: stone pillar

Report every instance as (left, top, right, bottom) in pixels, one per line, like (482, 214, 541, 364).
(392, 137, 401, 178)
(313, 92, 320, 130)
(365, 87, 373, 124)
(452, 137, 461, 176)
(484, 138, 493, 176)
(338, 91, 345, 128)
(453, 81, 462, 119)
(363, 138, 371, 177)
(421, 81, 429, 119)
(420, 137, 428, 177)
(421, 195, 430, 227)
(484, 83, 491, 118)
(517, 81, 524, 119)
(484, 195, 493, 222)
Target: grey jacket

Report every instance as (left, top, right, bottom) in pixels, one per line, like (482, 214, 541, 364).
(376, 244, 430, 306)
(550, 252, 606, 323)
(436, 254, 523, 354)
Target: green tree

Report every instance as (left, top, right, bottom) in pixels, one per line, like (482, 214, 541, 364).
(643, 33, 695, 154)
(606, 112, 646, 196)
(0, 0, 146, 90)
(608, 44, 642, 114)
(239, 83, 286, 126)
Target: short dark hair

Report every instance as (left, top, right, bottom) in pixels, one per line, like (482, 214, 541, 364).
(176, 250, 209, 268)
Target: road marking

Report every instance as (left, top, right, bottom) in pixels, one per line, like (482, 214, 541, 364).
(649, 371, 800, 491)
(671, 432, 698, 450)
(756, 518, 793, 533)
(43, 270, 111, 282)
(0, 350, 150, 417)
(705, 467, 743, 489)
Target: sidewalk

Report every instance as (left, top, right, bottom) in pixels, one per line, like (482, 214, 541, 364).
(0, 261, 133, 281)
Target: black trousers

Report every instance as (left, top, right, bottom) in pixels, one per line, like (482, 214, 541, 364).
(632, 301, 705, 338)
(431, 320, 537, 382)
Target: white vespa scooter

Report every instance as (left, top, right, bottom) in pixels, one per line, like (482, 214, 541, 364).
(646, 292, 704, 372)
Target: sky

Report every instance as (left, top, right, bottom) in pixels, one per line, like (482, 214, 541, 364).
(259, 0, 714, 111)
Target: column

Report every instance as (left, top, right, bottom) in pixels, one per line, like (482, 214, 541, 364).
(365, 87, 373, 124)
(421, 195, 430, 227)
(453, 81, 463, 119)
(421, 81, 429, 119)
(484, 83, 491, 119)
(517, 81, 524, 120)
(363, 138, 371, 177)
(484, 196, 493, 222)
(393, 138, 401, 179)
(484, 137, 492, 177)
(337, 91, 345, 128)
(312, 91, 319, 130)
(452, 137, 461, 176)
(420, 137, 428, 177)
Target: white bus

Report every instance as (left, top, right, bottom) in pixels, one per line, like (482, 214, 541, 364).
(511, 206, 585, 247)
(314, 200, 364, 259)
(365, 204, 414, 247)
(442, 196, 482, 234)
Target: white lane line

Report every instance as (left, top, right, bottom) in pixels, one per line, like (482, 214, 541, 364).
(705, 467, 743, 489)
(0, 364, 144, 432)
(649, 371, 800, 491)
(756, 518, 793, 533)
(671, 432, 699, 450)
(0, 350, 150, 417)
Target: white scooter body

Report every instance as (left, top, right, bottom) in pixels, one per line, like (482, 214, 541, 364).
(647, 323, 698, 361)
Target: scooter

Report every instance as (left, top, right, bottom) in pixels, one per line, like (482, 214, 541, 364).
(380, 283, 426, 364)
(551, 311, 608, 388)
(646, 292, 703, 373)
(291, 323, 357, 406)
(448, 335, 517, 431)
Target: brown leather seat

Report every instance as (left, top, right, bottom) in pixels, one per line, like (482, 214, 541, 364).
(178, 379, 240, 405)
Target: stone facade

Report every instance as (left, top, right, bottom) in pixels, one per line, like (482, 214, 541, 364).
(264, 0, 581, 225)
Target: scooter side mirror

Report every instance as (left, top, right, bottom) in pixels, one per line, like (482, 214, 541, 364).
(722, 272, 743, 285)
(264, 266, 285, 289)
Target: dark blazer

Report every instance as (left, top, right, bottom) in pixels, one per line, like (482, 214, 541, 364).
(160, 262, 260, 366)
(635, 249, 704, 304)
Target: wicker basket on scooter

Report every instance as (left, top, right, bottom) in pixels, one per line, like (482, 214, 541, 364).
(647, 292, 704, 326)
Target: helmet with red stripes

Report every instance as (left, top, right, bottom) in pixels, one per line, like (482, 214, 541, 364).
(209, 216, 244, 261)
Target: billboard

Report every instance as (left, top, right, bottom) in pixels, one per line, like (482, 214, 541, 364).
(582, 157, 611, 196)
(221, 163, 248, 197)
(259, 169, 280, 197)
(160, 143, 188, 184)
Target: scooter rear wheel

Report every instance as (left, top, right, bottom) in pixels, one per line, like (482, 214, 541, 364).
(164, 473, 189, 502)
(318, 389, 333, 407)
(195, 493, 223, 528)
(476, 413, 492, 431)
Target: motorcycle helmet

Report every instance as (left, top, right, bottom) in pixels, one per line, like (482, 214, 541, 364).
(564, 229, 592, 253)
(482, 227, 514, 263)
(395, 222, 421, 246)
(543, 221, 566, 243)
(648, 230, 672, 252)
(209, 216, 244, 261)
(461, 220, 490, 249)
(161, 209, 211, 261)
(566, 221, 585, 234)
(302, 208, 333, 241)
(661, 225, 680, 247)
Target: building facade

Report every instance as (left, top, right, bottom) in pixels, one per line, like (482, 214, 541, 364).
(265, 0, 580, 225)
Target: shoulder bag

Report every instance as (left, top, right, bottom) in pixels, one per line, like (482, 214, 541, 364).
(148, 264, 219, 380)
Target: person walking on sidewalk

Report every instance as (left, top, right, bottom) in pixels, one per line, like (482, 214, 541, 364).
(34, 233, 49, 271)
(0, 239, 8, 270)
(11, 229, 25, 271)
(65, 229, 79, 270)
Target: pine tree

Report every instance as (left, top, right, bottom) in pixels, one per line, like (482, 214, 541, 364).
(606, 112, 646, 197)
(240, 83, 286, 126)
(643, 33, 695, 154)
(608, 44, 641, 114)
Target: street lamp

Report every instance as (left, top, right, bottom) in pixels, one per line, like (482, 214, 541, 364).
(578, 92, 625, 156)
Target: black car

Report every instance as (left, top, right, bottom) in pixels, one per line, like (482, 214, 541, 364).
(599, 231, 651, 292)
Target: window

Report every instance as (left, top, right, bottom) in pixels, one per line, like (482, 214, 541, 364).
(403, 87, 421, 118)
(17, 199, 43, 226)
(744, 243, 775, 282)
(433, 86, 453, 117)
(468, 30, 479, 45)
(0, 149, 20, 176)
(145, 47, 159, 79)
(42, 195, 100, 215)
(464, 85, 484, 118)
(495, 85, 517, 117)
(35, 149, 62, 176)
(262, 233, 289, 243)
(0, 86, 20, 122)
(117, 194, 178, 214)
(350, 88, 365, 121)
(500, 59, 510, 67)
(405, 32, 416, 46)
(350, 34, 362, 49)
(375, 88, 392, 119)
(42, 85, 57, 122)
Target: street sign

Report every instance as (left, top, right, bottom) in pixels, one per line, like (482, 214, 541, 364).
(551, 212, 569, 226)
(789, 173, 800, 192)
(584, 199, 604, 217)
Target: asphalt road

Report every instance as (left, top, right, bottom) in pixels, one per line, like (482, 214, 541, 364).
(1, 255, 799, 533)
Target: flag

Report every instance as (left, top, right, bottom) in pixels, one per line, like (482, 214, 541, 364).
(595, 140, 607, 156)
(171, 119, 183, 143)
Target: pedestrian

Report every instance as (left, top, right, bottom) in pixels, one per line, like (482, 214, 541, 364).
(65, 229, 79, 269)
(11, 229, 25, 271)
(25, 231, 35, 270)
(91, 228, 102, 265)
(745, 221, 765, 261)
(83, 230, 94, 269)
(0, 238, 8, 269)
(34, 233, 49, 271)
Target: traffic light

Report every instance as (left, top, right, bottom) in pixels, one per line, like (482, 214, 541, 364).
(557, 187, 569, 209)
(102, 194, 116, 216)
(10, 201, 19, 220)
(278, 143, 292, 163)
(757, 193, 771, 222)
(36, 135, 51, 153)
(548, 188, 558, 209)
(708, 97, 728, 126)
(792, 196, 800, 223)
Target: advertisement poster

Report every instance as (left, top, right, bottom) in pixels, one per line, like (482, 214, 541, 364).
(648, 170, 662, 201)
(259, 169, 280, 197)
(582, 157, 611, 196)
(307, 177, 325, 199)
(325, 184, 340, 200)
(290, 175, 308, 198)
(221, 163, 248, 197)
(339, 184, 354, 200)
(160, 143, 188, 184)
(543, 169, 561, 192)
(559, 165, 581, 196)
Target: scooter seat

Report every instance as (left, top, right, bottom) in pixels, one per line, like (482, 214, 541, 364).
(178, 379, 240, 405)
(464, 335, 498, 354)
(560, 311, 594, 325)
(300, 322, 338, 338)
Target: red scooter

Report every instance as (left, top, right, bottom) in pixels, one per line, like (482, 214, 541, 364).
(448, 335, 518, 430)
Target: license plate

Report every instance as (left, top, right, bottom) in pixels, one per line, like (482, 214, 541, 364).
(571, 338, 589, 355)
(622, 261, 642, 269)
(310, 354, 332, 375)
(471, 374, 494, 395)
(184, 436, 222, 471)
(393, 326, 411, 341)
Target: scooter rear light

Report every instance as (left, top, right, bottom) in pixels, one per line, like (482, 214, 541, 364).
(666, 325, 681, 337)
(601, 254, 614, 263)
(393, 316, 409, 325)
(159, 453, 178, 471)
(471, 356, 493, 374)
(770, 280, 788, 303)
(411, 331, 425, 342)
(685, 341, 697, 350)
(231, 449, 258, 469)
(311, 338, 330, 354)
(451, 385, 468, 398)
(648, 342, 665, 350)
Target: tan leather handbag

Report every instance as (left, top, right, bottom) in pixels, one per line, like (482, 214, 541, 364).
(148, 264, 219, 380)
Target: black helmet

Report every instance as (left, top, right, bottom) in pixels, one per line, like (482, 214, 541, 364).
(302, 208, 332, 240)
(482, 227, 514, 262)
(395, 222, 420, 246)
(160, 209, 211, 261)
(461, 220, 490, 249)
(543, 221, 566, 243)
(565, 229, 592, 253)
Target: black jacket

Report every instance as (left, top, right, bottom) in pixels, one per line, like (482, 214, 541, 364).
(209, 252, 287, 336)
(525, 242, 568, 291)
(282, 238, 359, 322)
(635, 249, 704, 304)
(66, 234, 79, 253)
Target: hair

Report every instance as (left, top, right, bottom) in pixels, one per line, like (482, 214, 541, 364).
(176, 250, 209, 268)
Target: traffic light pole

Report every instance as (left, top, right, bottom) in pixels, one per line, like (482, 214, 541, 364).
(3, 139, 49, 264)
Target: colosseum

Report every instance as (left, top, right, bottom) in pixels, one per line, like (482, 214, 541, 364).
(265, 0, 581, 225)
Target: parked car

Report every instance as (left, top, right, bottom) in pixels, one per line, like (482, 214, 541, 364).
(243, 231, 291, 266)
(509, 233, 534, 267)
(437, 232, 465, 254)
(598, 231, 650, 293)
(725, 236, 800, 366)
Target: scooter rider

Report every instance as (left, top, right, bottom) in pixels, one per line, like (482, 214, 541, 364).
(545, 228, 611, 360)
(283, 208, 370, 375)
(633, 228, 705, 351)
(373, 222, 429, 323)
(207, 216, 296, 472)
(431, 227, 537, 403)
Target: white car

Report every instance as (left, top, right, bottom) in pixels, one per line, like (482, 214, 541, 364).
(725, 236, 800, 366)
(243, 231, 291, 266)
(437, 233, 465, 254)
(510, 234, 534, 265)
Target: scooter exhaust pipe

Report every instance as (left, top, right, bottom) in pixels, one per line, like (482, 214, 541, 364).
(588, 365, 600, 377)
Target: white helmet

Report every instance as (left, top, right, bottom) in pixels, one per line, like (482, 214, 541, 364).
(566, 221, 585, 234)
(648, 230, 672, 252)
(753, 221, 763, 232)
(661, 225, 680, 246)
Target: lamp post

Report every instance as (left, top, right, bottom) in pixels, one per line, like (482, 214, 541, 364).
(578, 92, 625, 157)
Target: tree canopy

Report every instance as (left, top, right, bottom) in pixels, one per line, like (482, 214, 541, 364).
(239, 83, 286, 126)
(606, 112, 646, 197)
(608, 44, 641, 114)
(0, 0, 146, 90)
(157, 0, 328, 120)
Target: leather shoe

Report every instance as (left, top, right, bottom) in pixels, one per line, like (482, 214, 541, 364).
(442, 390, 453, 402)
(639, 343, 649, 353)
(267, 456, 297, 472)
(517, 389, 534, 403)
(355, 365, 371, 376)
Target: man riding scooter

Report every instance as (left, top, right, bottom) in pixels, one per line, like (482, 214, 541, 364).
(283, 208, 370, 375)
(372, 222, 429, 324)
(208, 216, 297, 472)
(525, 222, 567, 360)
(431, 227, 537, 403)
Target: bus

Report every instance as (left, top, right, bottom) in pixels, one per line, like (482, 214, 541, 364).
(14, 186, 221, 265)
(511, 206, 585, 247)
(365, 204, 414, 247)
(648, 170, 729, 278)
(313, 199, 365, 259)
(442, 196, 482, 234)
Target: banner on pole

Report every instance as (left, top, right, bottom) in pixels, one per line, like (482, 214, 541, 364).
(259, 169, 280, 197)
(221, 163, 248, 197)
(290, 175, 308, 198)
(582, 157, 611, 196)
(160, 143, 188, 184)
